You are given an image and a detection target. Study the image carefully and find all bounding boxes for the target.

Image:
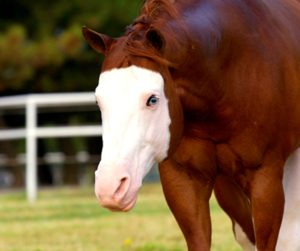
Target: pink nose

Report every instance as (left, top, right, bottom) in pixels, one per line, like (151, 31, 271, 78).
(95, 172, 133, 211)
(100, 176, 130, 207)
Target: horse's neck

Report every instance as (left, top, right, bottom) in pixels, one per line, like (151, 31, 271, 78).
(174, 74, 218, 115)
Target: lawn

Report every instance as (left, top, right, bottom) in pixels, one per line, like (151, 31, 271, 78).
(0, 183, 241, 251)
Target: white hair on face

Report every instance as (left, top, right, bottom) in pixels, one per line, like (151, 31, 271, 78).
(95, 65, 171, 181)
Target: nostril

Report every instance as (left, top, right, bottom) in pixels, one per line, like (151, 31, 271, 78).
(114, 176, 130, 200)
(120, 177, 127, 183)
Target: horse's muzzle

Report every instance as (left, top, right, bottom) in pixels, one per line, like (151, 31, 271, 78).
(94, 169, 138, 212)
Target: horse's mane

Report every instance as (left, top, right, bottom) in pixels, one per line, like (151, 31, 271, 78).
(124, 0, 184, 68)
(122, 0, 300, 72)
(140, 0, 179, 21)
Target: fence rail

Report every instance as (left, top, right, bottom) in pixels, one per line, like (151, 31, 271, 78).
(0, 92, 102, 202)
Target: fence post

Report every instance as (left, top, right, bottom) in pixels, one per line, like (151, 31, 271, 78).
(26, 98, 37, 202)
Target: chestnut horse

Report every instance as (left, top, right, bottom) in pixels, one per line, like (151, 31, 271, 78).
(82, 0, 300, 250)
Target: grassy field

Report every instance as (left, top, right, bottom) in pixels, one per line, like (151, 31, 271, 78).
(0, 183, 241, 251)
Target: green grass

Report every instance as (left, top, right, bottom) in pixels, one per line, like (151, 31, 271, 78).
(0, 184, 241, 251)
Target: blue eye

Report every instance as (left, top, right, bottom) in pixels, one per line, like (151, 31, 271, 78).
(146, 95, 159, 107)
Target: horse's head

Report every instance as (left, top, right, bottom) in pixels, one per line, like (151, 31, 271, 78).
(83, 26, 183, 211)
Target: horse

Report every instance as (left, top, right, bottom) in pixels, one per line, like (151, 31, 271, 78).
(82, 0, 300, 250)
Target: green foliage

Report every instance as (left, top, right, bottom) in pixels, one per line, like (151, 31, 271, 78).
(0, 0, 141, 94)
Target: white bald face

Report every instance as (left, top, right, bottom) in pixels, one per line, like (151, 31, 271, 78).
(94, 65, 171, 211)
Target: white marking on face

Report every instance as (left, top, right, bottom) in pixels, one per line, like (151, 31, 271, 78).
(94, 65, 171, 211)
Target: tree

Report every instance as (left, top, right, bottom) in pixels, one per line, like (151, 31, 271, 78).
(0, 0, 142, 186)
(0, 0, 142, 94)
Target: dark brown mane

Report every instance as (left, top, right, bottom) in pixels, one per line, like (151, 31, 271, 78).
(124, 0, 185, 69)
(125, 39, 175, 68)
(140, 0, 179, 21)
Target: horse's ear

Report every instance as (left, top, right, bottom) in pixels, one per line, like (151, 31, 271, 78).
(145, 28, 166, 53)
(82, 26, 114, 55)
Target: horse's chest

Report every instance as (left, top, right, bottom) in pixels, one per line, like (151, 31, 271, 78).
(216, 133, 266, 168)
(214, 143, 253, 190)
(216, 143, 243, 174)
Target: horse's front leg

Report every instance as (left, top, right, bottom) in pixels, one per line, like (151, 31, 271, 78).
(214, 175, 255, 250)
(249, 155, 285, 251)
(159, 138, 217, 251)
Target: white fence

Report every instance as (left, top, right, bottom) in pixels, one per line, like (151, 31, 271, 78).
(0, 93, 102, 202)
